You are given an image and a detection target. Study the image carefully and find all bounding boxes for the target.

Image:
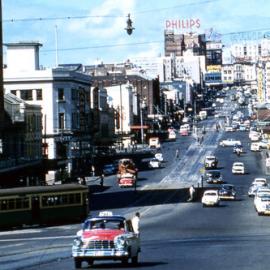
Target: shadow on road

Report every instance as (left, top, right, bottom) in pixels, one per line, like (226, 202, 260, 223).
(90, 187, 210, 211)
(85, 261, 168, 269)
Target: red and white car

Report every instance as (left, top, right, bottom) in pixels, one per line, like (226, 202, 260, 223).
(72, 211, 140, 268)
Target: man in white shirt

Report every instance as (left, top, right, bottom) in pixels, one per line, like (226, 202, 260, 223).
(131, 212, 140, 235)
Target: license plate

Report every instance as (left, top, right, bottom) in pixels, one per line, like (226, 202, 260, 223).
(95, 251, 105, 256)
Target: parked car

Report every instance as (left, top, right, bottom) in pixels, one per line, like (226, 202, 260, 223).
(204, 170, 223, 184)
(218, 184, 236, 200)
(232, 162, 245, 174)
(201, 190, 220, 207)
(220, 138, 241, 147)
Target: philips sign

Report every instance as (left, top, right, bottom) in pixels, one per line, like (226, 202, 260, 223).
(165, 19, 201, 31)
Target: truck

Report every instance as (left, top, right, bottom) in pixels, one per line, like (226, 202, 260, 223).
(117, 159, 138, 188)
(149, 137, 161, 149)
(199, 110, 207, 120)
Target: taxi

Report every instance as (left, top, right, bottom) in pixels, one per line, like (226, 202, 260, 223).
(72, 211, 140, 268)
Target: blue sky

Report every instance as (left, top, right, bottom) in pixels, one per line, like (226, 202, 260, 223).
(3, 0, 270, 68)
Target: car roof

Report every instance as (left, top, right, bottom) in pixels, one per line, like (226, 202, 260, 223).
(204, 190, 218, 194)
(233, 162, 244, 165)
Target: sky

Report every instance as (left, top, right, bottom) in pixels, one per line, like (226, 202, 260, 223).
(3, 0, 270, 68)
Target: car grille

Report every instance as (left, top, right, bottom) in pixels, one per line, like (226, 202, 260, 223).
(86, 240, 115, 250)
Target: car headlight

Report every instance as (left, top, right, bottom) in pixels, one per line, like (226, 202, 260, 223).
(114, 235, 127, 249)
(73, 237, 83, 247)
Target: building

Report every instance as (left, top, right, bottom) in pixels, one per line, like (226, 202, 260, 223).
(4, 42, 92, 175)
(164, 31, 206, 57)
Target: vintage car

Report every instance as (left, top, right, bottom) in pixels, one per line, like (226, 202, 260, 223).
(72, 211, 140, 268)
(254, 195, 270, 215)
(219, 138, 241, 147)
(232, 162, 245, 174)
(204, 170, 223, 184)
(204, 155, 218, 169)
(148, 158, 161, 168)
(201, 190, 220, 207)
(218, 184, 236, 200)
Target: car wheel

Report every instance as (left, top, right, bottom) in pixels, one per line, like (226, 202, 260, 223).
(121, 258, 129, 265)
(88, 259, 94, 267)
(74, 258, 82, 269)
(131, 254, 139, 265)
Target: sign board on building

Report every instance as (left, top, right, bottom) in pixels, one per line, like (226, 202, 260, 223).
(165, 18, 201, 32)
(206, 42, 223, 50)
(207, 65, 222, 72)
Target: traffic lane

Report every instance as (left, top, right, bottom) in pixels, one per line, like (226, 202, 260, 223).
(90, 135, 195, 193)
(215, 130, 264, 197)
(22, 236, 270, 270)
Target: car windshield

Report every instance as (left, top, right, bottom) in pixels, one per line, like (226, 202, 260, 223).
(206, 171, 220, 178)
(84, 219, 125, 230)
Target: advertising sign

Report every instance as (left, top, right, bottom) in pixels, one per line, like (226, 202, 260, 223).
(165, 18, 201, 32)
(207, 65, 222, 72)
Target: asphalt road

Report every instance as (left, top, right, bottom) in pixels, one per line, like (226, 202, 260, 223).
(1, 115, 270, 270)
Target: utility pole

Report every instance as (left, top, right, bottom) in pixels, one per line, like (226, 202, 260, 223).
(0, 0, 4, 156)
(0, 0, 4, 127)
(140, 99, 144, 144)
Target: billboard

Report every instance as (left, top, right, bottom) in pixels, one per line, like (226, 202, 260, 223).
(207, 65, 222, 72)
(165, 18, 201, 32)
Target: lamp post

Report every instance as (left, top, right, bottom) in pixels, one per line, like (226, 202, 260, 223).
(140, 99, 144, 144)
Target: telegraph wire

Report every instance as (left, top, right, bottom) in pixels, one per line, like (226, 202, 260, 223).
(3, 0, 220, 23)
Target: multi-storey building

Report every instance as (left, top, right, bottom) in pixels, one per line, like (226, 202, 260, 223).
(3, 42, 92, 174)
(164, 30, 206, 57)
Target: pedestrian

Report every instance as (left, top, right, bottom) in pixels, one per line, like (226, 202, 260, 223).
(188, 185, 195, 201)
(175, 149, 180, 159)
(131, 212, 140, 236)
(100, 174, 104, 187)
(91, 165, 95, 176)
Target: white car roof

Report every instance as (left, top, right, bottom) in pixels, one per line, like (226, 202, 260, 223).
(203, 190, 218, 195)
(233, 162, 244, 166)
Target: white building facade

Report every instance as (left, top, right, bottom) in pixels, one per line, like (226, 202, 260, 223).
(4, 42, 92, 163)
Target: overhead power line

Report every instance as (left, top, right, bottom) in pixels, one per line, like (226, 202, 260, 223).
(3, 0, 220, 23)
(40, 27, 270, 54)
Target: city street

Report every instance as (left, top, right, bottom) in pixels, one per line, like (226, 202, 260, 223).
(1, 114, 270, 270)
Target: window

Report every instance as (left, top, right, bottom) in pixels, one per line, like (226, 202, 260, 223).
(58, 88, 65, 101)
(71, 88, 77, 100)
(59, 113, 65, 129)
(20, 90, 33, 100)
(36, 89, 42, 100)
(11, 90, 17, 96)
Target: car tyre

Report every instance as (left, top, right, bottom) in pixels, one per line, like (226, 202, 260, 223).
(74, 258, 82, 269)
(121, 257, 129, 265)
(88, 259, 94, 267)
(131, 254, 139, 265)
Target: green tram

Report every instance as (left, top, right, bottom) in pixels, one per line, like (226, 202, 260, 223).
(0, 184, 89, 229)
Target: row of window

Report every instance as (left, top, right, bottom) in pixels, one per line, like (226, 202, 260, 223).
(11, 89, 42, 101)
(9, 88, 90, 102)
(0, 198, 30, 211)
(41, 193, 82, 207)
(0, 193, 83, 211)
